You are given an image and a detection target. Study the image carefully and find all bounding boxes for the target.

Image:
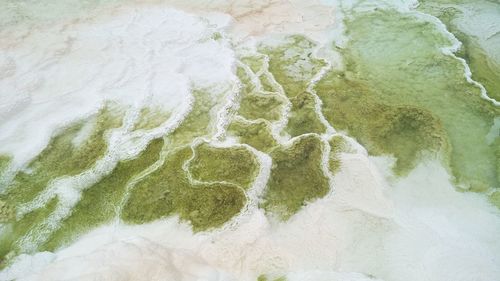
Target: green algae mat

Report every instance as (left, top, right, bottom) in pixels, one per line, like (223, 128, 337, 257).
(0, 1, 499, 275)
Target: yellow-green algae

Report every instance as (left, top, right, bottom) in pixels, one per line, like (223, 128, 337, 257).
(0, 87, 250, 262)
(240, 55, 277, 92)
(42, 138, 164, 251)
(241, 55, 266, 74)
(316, 68, 446, 175)
(227, 119, 278, 153)
(211, 32, 222, 41)
(239, 93, 284, 122)
(260, 36, 326, 137)
(2, 5, 498, 269)
(418, 0, 500, 101)
(261, 135, 329, 219)
(0, 107, 123, 264)
(490, 190, 500, 208)
(257, 274, 287, 281)
(285, 91, 326, 137)
(0, 200, 15, 223)
(122, 147, 246, 231)
(133, 107, 171, 131)
(0, 90, 225, 262)
(238, 66, 256, 96)
(317, 9, 499, 192)
(329, 135, 351, 174)
(170, 90, 218, 147)
(0, 156, 10, 174)
(259, 73, 277, 93)
(0, 106, 123, 205)
(189, 143, 259, 189)
(0, 198, 58, 267)
(122, 91, 248, 231)
(236, 66, 284, 122)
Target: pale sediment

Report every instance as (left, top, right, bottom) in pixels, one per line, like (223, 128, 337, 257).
(0, 0, 499, 280)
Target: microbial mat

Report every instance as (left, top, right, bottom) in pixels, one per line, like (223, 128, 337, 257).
(0, 0, 499, 280)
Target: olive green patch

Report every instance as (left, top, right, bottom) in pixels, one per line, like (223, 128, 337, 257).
(329, 135, 350, 174)
(238, 66, 256, 96)
(122, 147, 246, 232)
(0, 199, 15, 223)
(0, 155, 10, 174)
(286, 91, 326, 137)
(259, 73, 277, 92)
(260, 35, 326, 137)
(42, 138, 164, 252)
(490, 190, 500, 209)
(170, 90, 218, 147)
(1, 106, 123, 206)
(239, 93, 284, 122)
(260, 36, 326, 100)
(0, 90, 221, 261)
(241, 55, 266, 74)
(133, 107, 171, 131)
(122, 91, 229, 231)
(236, 64, 284, 122)
(316, 70, 446, 175)
(211, 32, 222, 41)
(317, 9, 498, 189)
(0, 197, 58, 268)
(189, 143, 259, 189)
(227, 119, 278, 153)
(418, 1, 500, 101)
(257, 274, 287, 281)
(261, 135, 329, 219)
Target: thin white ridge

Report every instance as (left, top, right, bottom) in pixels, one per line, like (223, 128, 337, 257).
(212, 143, 272, 234)
(115, 136, 172, 217)
(259, 54, 293, 144)
(181, 138, 246, 190)
(14, 88, 196, 252)
(236, 60, 264, 93)
(214, 82, 241, 141)
(410, 9, 500, 106)
(307, 45, 337, 136)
